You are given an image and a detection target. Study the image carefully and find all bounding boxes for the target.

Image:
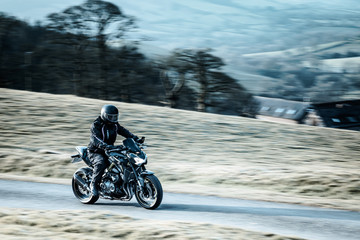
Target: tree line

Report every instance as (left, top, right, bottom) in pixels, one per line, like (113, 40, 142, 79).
(0, 0, 257, 117)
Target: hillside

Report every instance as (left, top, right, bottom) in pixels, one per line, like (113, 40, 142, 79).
(242, 40, 360, 59)
(0, 88, 359, 211)
(236, 39, 360, 100)
(134, 1, 360, 98)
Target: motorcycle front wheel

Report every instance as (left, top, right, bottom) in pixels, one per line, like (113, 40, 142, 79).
(72, 167, 99, 204)
(135, 175, 163, 210)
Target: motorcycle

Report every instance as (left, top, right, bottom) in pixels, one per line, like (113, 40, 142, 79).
(70, 137, 163, 210)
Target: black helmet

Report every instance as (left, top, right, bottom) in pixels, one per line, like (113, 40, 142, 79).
(100, 104, 119, 123)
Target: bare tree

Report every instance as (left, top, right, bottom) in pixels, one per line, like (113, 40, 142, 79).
(0, 13, 23, 87)
(46, 0, 136, 98)
(159, 70, 185, 108)
(172, 48, 224, 111)
(158, 53, 192, 108)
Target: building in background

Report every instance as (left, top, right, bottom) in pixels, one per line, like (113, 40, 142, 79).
(255, 97, 360, 131)
(307, 100, 360, 131)
(254, 96, 310, 124)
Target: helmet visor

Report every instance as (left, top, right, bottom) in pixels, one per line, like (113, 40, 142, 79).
(106, 113, 118, 123)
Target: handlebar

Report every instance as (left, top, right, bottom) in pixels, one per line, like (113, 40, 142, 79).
(106, 137, 146, 154)
(106, 145, 125, 152)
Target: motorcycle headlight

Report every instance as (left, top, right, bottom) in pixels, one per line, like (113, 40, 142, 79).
(129, 153, 147, 166)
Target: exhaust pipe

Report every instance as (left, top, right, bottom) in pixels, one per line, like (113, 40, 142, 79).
(74, 174, 90, 191)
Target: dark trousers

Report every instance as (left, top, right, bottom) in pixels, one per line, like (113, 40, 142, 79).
(88, 151, 110, 187)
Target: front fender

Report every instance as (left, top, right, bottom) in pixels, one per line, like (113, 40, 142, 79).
(137, 170, 154, 188)
(140, 170, 154, 177)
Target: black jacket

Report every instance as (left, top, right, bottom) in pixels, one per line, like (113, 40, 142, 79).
(88, 116, 135, 153)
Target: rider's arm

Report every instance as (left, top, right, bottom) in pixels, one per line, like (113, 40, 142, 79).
(90, 121, 108, 150)
(116, 122, 137, 139)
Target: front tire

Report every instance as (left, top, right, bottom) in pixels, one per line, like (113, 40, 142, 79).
(135, 175, 163, 210)
(72, 167, 99, 204)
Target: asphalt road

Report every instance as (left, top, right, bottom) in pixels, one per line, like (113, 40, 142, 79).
(1, 179, 360, 240)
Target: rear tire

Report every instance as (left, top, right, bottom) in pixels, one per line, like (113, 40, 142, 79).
(72, 167, 99, 204)
(135, 175, 163, 210)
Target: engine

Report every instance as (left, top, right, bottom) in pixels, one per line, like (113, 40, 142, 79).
(100, 172, 124, 197)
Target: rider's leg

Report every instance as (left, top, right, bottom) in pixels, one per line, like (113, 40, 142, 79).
(88, 152, 109, 197)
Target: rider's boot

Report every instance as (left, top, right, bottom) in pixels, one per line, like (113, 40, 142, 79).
(90, 181, 99, 197)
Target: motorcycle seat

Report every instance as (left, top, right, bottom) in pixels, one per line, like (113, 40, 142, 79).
(75, 146, 93, 167)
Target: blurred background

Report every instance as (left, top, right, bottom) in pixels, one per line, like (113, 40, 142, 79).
(1, 3, 360, 238)
(1, 0, 360, 119)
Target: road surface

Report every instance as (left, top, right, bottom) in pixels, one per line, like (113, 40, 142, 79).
(0, 179, 360, 240)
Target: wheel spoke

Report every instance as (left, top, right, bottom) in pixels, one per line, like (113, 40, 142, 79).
(135, 175, 162, 209)
(72, 168, 99, 204)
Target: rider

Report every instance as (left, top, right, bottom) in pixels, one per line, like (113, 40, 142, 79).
(88, 104, 142, 197)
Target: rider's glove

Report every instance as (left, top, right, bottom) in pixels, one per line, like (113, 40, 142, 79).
(137, 136, 145, 144)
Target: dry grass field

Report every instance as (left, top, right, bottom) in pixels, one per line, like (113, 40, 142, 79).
(0, 88, 359, 239)
(0, 208, 304, 240)
(0, 88, 359, 211)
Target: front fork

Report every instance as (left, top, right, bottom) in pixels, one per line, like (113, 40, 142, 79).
(131, 165, 154, 192)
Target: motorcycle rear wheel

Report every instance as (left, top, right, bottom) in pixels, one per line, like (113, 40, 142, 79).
(135, 174, 163, 210)
(72, 167, 99, 204)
